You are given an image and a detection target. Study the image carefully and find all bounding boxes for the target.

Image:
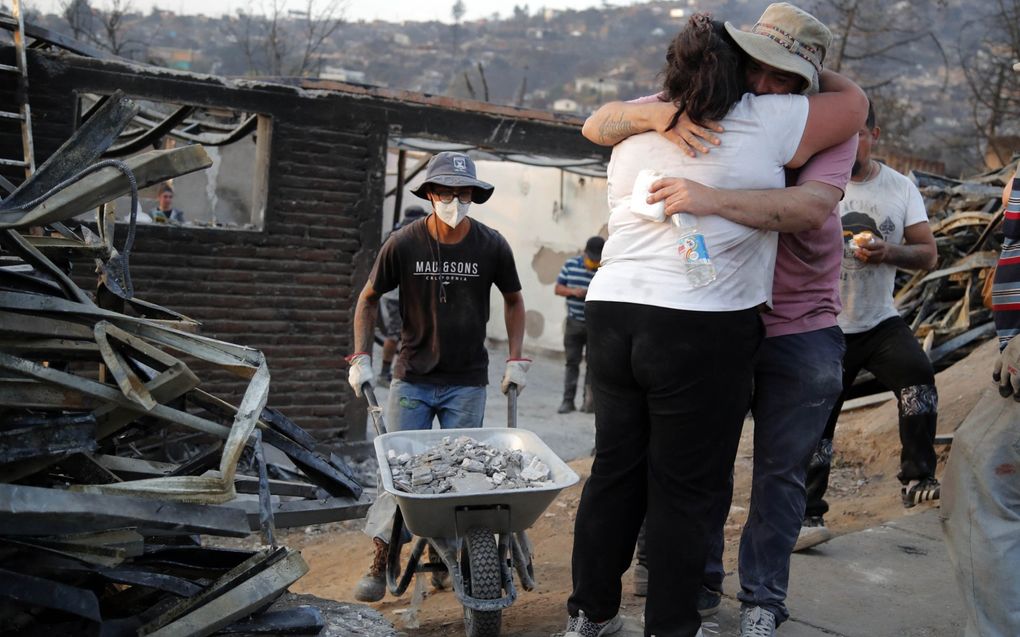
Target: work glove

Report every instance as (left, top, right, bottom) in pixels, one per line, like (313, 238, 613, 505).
(346, 353, 374, 398)
(502, 358, 532, 395)
(992, 337, 1020, 400)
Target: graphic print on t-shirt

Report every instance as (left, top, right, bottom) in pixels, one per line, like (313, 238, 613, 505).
(412, 259, 481, 283)
(840, 210, 883, 272)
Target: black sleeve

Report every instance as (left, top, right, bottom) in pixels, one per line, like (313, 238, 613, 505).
(370, 234, 401, 295)
(493, 234, 522, 294)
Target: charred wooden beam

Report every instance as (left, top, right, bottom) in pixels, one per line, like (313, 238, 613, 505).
(0, 484, 250, 537)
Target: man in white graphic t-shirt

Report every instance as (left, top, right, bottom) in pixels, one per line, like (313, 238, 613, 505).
(803, 98, 940, 529)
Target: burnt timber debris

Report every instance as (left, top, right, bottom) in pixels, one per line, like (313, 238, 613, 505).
(892, 160, 1017, 366)
(0, 89, 368, 635)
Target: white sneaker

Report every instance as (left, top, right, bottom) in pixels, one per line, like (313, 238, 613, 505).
(740, 605, 777, 637)
(564, 611, 623, 637)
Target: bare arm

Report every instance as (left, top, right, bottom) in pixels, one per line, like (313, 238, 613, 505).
(648, 178, 842, 232)
(582, 100, 723, 154)
(790, 70, 869, 168)
(554, 283, 586, 299)
(503, 291, 526, 360)
(856, 221, 937, 270)
(352, 281, 382, 355)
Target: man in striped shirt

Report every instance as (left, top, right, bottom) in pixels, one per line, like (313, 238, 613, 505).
(555, 236, 604, 414)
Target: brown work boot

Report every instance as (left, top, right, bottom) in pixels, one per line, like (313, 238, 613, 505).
(353, 537, 388, 602)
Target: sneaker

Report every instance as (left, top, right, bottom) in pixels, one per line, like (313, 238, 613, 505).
(564, 611, 623, 637)
(558, 400, 576, 414)
(632, 563, 647, 596)
(902, 477, 940, 508)
(740, 605, 777, 637)
(793, 515, 832, 552)
(353, 537, 388, 602)
(698, 586, 721, 617)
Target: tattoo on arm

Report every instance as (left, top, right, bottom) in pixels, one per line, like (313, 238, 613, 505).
(597, 114, 636, 145)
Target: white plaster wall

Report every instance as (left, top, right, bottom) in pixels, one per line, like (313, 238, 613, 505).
(387, 156, 609, 354)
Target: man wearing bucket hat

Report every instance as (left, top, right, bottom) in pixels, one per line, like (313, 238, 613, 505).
(348, 151, 529, 602)
(581, 4, 864, 636)
(554, 235, 604, 414)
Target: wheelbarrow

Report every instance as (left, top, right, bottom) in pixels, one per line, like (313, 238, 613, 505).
(364, 384, 579, 637)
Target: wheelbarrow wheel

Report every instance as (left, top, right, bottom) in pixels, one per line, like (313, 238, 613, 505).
(461, 527, 502, 637)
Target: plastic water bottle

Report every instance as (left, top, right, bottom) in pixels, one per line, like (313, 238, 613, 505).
(671, 213, 716, 287)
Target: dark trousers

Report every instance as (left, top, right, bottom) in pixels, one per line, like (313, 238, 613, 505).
(806, 316, 938, 517)
(568, 301, 762, 637)
(636, 327, 844, 623)
(563, 316, 589, 403)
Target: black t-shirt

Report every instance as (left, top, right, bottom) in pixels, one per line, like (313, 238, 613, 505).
(370, 216, 522, 386)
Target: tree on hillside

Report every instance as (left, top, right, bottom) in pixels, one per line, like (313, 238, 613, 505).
(230, 0, 346, 77)
(808, 0, 949, 152)
(958, 0, 1020, 167)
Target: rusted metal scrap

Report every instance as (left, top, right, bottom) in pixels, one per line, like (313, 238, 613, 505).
(0, 90, 364, 636)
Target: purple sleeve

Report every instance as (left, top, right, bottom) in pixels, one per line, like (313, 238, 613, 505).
(795, 135, 857, 191)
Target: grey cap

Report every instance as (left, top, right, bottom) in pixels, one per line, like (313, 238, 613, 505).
(411, 152, 495, 204)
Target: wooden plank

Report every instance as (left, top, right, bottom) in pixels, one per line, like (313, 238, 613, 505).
(144, 549, 309, 637)
(0, 567, 101, 621)
(233, 475, 318, 499)
(0, 413, 97, 464)
(224, 493, 373, 530)
(0, 145, 213, 229)
(0, 484, 250, 537)
(841, 392, 896, 412)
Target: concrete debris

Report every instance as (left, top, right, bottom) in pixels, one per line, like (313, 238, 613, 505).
(387, 436, 553, 494)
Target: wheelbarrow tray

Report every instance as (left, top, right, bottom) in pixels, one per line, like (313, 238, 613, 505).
(374, 427, 579, 538)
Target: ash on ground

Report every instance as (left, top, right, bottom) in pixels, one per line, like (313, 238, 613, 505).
(388, 436, 552, 494)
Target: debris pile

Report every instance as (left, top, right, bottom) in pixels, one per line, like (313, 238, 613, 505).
(891, 160, 1018, 370)
(388, 435, 553, 494)
(0, 92, 367, 635)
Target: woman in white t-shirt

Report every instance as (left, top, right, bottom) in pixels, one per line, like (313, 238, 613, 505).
(566, 14, 867, 637)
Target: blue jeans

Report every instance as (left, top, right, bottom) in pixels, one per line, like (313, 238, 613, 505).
(702, 327, 845, 624)
(385, 379, 487, 431)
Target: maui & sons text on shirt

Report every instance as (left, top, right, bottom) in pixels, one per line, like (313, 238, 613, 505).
(414, 260, 480, 281)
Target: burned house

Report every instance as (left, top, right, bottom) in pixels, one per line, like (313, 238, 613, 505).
(0, 38, 607, 440)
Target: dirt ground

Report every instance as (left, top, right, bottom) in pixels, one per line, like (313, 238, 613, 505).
(280, 338, 998, 636)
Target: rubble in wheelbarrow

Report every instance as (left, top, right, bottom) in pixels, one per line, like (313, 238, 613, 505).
(387, 435, 553, 494)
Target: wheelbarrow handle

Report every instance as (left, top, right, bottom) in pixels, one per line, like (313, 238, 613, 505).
(507, 383, 518, 429)
(364, 384, 387, 437)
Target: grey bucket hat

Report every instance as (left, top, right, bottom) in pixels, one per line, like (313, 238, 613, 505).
(411, 151, 495, 204)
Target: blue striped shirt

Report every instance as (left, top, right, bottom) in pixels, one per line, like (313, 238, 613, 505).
(994, 174, 1020, 349)
(557, 255, 596, 321)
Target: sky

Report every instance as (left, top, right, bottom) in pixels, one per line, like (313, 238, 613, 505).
(25, 0, 644, 22)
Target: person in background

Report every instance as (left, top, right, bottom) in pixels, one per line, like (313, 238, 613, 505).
(802, 98, 940, 538)
(555, 235, 604, 414)
(151, 184, 185, 224)
(348, 152, 529, 603)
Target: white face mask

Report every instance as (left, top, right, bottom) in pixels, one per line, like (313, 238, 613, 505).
(434, 199, 471, 228)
